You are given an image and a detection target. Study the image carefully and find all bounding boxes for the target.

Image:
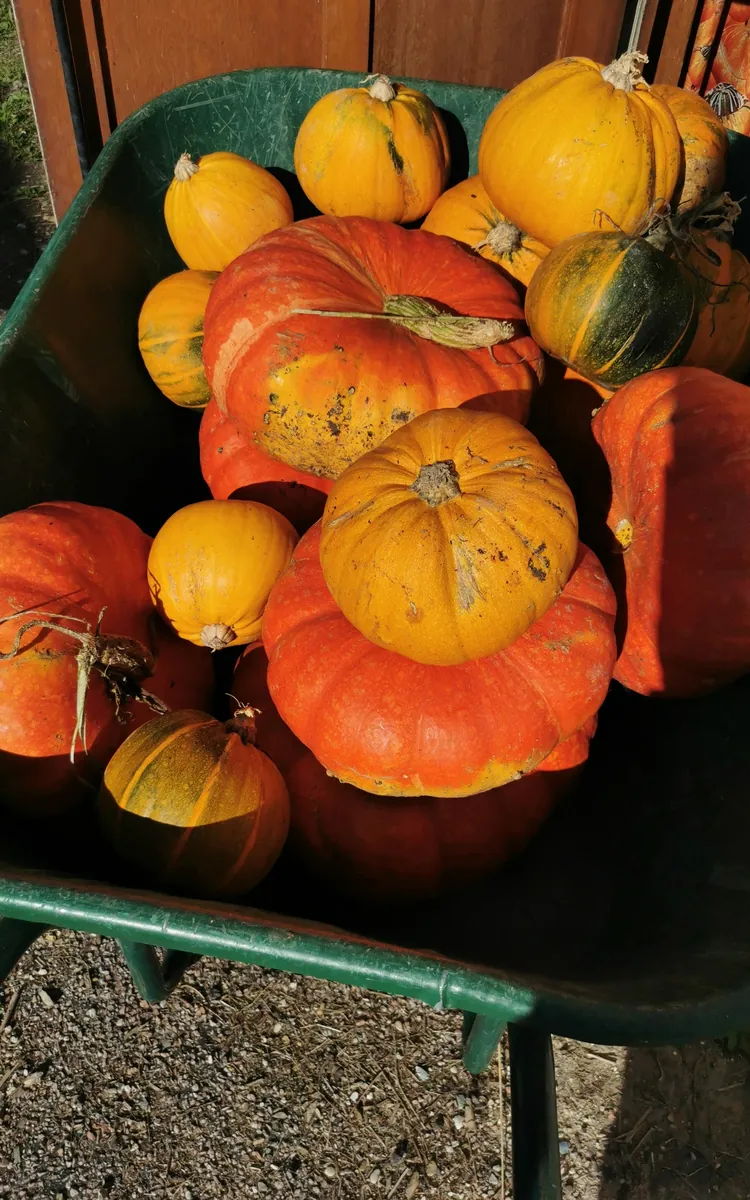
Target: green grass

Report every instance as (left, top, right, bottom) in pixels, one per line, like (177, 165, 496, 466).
(0, 0, 41, 166)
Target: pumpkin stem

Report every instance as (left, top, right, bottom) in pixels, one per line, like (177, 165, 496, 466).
(411, 460, 462, 506)
(174, 152, 199, 182)
(601, 51, 648, 92)
(225, 705, 260, 745)
(476, 219, 524, 259)
(0, 606, 159, 762)
(365, 74, 397, 103)
(291, 296, 518, 351)
(200, 622, 237, 652)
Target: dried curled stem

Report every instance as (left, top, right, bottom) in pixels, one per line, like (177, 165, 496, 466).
(601, 51, 648, 92)
(0, 607, 168, 763)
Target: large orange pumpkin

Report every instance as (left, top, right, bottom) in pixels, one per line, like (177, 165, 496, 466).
(421, 176, 549, 289)
(199, 399, 332, 533)
(651, 84, 727, 214)
(294, 75, 450, 223)
(287, 721, 593, 904)
(320, 408, 578, 665)
(262, 524, 616, 798)
(478, 52, 682, 249)
(682, 229, 750, 381)
(202, 216, 544, 480)
(0, 503, 214, 814)
(591, 366, 750, 697)
(164, 151, 293, 272)
(98, 707, 289, 899)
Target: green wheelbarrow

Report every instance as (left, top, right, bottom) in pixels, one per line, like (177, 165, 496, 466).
(2, 66, 750, 1200)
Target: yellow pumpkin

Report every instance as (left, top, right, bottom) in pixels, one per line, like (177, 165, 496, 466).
(148, 499, 298, 650)
(421, 176, 549, 288)
(478, 52, 681, 249)
(164, 151, 293, 271)
(652, 84, 727, 214)
(683, 232, 750, 380)
(98, 707, 289, 899)
(293, 75, 450, 223)
(137, 269, 218, 408)
(319, 408, 578, 666)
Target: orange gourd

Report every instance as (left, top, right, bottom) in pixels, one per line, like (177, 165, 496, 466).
(479, 52, 681, 249)
(421, 176, 548, 288)
(148, 500, 298, 651)
(138, 269, 218, 408)
(294, 75, 449, 223)
(682, 222, 750, 380)
(98, 707, 289, 898)
(164, 151, 293, 271)
(651, 84, 727, 213)
(320, 408, 578, 666)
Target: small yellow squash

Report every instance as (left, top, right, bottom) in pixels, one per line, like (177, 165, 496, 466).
(148, 499, 298, 650)
(164, 151, 294, 271)
(138, 269, 218, 408)
(293, 75, 450, 223)
(319, 408, 578, 666)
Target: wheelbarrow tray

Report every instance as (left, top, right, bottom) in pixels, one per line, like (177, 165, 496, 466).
(2, 68, 750, 1056)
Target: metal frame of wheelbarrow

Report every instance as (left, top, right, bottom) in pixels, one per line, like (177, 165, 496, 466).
(4, 876, 750, 1200)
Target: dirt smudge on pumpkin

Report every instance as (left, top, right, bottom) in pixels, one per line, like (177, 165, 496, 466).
(452, 540, 485, 611)
(326, 500, 375, 529)
(527, 541, 551, 581)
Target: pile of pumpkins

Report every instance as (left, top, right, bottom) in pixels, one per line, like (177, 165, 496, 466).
(3, 52, 750, 909)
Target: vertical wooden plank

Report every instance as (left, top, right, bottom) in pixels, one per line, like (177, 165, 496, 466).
(654, 0, 702, 83)
(11, 0, 81, 219)
(321, 0, 371, 70)
(556, 0, 630, 62)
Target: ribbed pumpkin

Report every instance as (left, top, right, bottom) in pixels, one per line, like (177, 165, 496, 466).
(320, 408, 578, 666)
(263, 524, 616, 798)
(199, 399, 332, 533)
(98, 707, 289, 898)
(294, 75, 449, 223)
(232, 644, 305, 775)
(287, 722, 593, 904)
(651, 84, 727, 214)
(421, 176, 548, 288)
(525, 231, 698, 388)
(164, 151, 293, 272)
(682, 231, 750, 381)
(138, 269, 217, 408)
(203, 216, 543, 480)
(478, 52, 681, 249)
(148, 500, 298, 651)
(591, 366, 750, 697)
(0, 503, 214, 815)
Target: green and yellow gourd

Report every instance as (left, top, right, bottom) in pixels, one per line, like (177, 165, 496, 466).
(138, 269, 218, 408)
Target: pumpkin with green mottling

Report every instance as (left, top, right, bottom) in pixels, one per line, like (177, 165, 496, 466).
(138, 269, 218, 408)
(293, 75, 450, 223)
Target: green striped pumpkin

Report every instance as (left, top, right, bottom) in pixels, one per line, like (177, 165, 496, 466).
(525, 231, 697, 389)
(98, 708, 289, 898)
(138, 269, 218, 408)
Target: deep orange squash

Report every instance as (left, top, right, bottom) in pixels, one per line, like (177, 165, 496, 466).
(202, 216, 544, 480)
(138, 269, 218, 408)
(199, 399, 332, 533)
(651, 84, 727, 213)
(421, 176, 548, 288)
(294, 75, 450, 224)
(0, 503, 214, 814)
(287, 722, 593, 903)
(98, 707, 289, 899)
(682, 230, 750, 381)
(262, 524, 616, 798)
(591, 366, 750, 696)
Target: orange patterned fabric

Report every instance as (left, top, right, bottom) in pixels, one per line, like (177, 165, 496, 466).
(686, 1, 750, 136)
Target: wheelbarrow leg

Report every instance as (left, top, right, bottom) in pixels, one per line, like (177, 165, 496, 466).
(118, 941, 200, 1003)
(0, 917, 48, 982)
(508, 1023, 562, 1200)
(462, 1010, 507, 1074)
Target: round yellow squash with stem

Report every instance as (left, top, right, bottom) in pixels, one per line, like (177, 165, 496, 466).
(478, 52, 681, 249)
(148, 499, 298, 651)
(319, 408, 578, 666)
(651, 83, 727, 214)
(421, 175, 549, 288)
(138, 269, 218, 408)
(164, 151, 294, 271)
(98, 706, 290, 899)
(293, 75, 450, 223)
